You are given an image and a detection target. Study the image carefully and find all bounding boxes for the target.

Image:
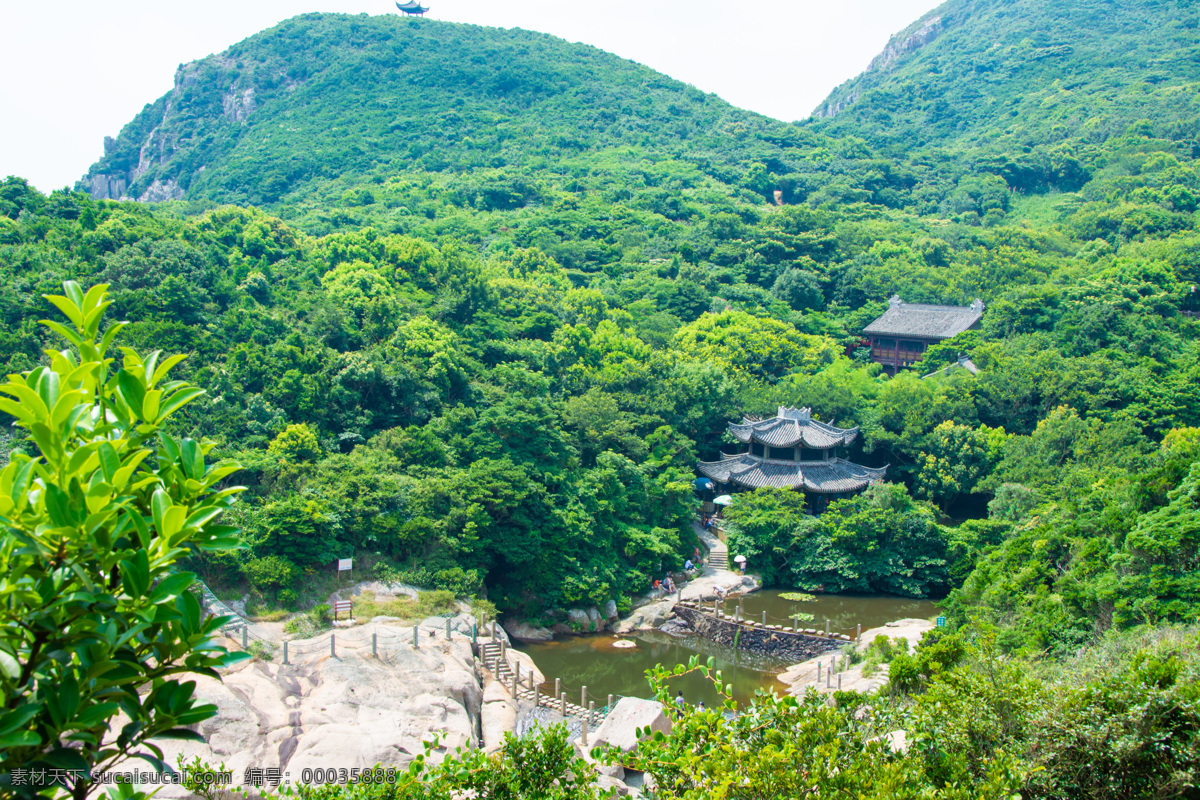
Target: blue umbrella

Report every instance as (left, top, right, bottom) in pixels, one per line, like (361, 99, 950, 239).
(693, 477, 714, 491)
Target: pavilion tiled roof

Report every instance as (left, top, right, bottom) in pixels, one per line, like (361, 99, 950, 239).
(697, 453, 887, 495)
(863, 296, 984, 340)
(729, 407, 859, 449)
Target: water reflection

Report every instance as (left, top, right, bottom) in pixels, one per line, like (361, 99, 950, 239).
(514, 591, 940, 707)
(514, 630, 787, 708)
(735, 591, 941, 637)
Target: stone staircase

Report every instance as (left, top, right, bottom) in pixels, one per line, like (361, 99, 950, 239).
(477, 641, 598, 723)
(707, 549, 728, 571)
(696, 522, 730, 572)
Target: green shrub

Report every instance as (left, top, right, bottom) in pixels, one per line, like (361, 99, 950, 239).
(247, 640, 277, 662)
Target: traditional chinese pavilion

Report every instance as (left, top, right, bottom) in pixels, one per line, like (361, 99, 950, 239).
(863, 295, 984, 375)
(697, 407, 886, 506)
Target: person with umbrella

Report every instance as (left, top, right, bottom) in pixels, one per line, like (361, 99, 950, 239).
(734, 554, 747, 575)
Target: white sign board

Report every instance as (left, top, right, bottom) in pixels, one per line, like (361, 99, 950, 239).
(338, 558, 353, 572)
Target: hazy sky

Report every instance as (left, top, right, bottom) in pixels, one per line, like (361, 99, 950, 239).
(2, 0, 939, 193)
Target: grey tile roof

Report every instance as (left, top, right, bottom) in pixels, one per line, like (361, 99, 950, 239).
(729, 407, 860, 449)
(697, 454, 887, 494)
(863, 300, 983, 340)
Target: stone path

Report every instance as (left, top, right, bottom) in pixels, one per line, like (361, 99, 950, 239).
(695, 522, 729, 572)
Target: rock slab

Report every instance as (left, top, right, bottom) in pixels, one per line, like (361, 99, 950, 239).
(589, 698, 671, 753)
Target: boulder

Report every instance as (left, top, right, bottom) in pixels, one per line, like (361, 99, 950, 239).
(885, 729, 909, 754)
(589, 697, 671, 753)
(869, 729, 909, 754)
(503, 619, 554, 643)
(604, 599, 619, 620)
(614, 601, 672, 634)
(552, 623, 574, 636)
(567, 609, 590, 627)
(587, 607, 603, 628)
(597, 775, 629, 796)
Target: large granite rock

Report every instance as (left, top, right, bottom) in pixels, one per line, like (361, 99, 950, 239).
(589, 697, 671, 753)
(613, 601, 672, 634)
(150, 625, 485, 797)
(346, 580, 420, 601)
(855, 618, 934, 653)
(504, 619, 553, 643)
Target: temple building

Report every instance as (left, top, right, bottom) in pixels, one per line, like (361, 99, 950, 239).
(697, 407, 886, 510)
(863, 295, 984, 375)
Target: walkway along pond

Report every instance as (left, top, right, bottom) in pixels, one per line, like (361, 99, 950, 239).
(515, 591, 940, 708)
(673, 602, 847, 662)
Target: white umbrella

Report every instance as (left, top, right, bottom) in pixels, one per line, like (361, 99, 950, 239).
(733, 555, 747, 563)
(713, 495, 734, 506)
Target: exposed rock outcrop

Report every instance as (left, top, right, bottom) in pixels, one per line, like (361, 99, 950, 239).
(480, 678, 517, 753)
(777, 617, 935, 697)
(151, 623, 485, 798)
(813, 14, 946, 119)
(867, 15, 944, 73)
(504, 619, 554, 643)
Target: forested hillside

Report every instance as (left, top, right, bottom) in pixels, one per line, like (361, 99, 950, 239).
(4, 2, 1200, 795)
(814, 0, 1200, 191)
(815, 0, 1200, 143)
(80, 13, 823, 213)
(0, 1, 1183, 643)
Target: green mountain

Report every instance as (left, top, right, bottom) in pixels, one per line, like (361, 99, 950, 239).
(80, 13, 814, 209)
(812, 0, 1200, 180)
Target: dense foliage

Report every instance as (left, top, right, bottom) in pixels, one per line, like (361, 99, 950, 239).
(0, 0, 1185, 644)
(0, 284, 247, 800)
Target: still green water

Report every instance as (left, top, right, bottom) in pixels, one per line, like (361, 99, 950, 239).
(514, 591, 940, 708)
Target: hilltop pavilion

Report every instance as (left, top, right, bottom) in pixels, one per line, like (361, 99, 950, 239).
(697, 406, 886, 510)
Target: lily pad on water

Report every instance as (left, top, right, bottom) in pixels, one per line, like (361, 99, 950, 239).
(779, 592, 816, 603)
(789, 612, 815, 622)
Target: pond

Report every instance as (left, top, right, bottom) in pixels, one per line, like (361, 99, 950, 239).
(515, 591, 941, 708)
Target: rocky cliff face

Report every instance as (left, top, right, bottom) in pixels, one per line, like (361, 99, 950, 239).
(83, 56, 264, 202)
(813, 13, 947, 119)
